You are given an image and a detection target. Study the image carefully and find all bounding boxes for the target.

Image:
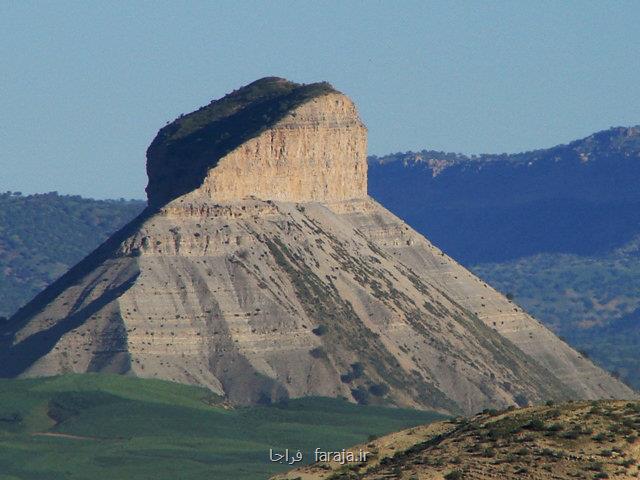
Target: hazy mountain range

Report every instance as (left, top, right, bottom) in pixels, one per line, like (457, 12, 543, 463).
(369, 125, 640, 264)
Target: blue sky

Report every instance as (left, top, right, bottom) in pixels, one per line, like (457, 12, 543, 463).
(1, 1, 639, 199)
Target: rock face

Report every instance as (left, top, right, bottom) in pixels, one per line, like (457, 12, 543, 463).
(1, 78, 635, 414)
(145, 77, 366, 206)
(191, 92, 367, 203)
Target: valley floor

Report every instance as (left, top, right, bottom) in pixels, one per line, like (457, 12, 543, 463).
(0, 374, 443, 480)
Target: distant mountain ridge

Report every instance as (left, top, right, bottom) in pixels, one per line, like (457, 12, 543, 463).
(371, 125, 640, 171)
(369, 126, 640, 264)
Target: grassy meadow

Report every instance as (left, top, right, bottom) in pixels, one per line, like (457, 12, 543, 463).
(0, 374, 443, 480)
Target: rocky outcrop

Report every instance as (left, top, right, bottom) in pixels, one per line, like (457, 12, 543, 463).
(189, 93, 367, 203)
(1, 78, 635, 415)
(146, 77, 366, 206)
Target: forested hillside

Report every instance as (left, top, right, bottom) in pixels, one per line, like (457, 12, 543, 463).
(0, 192, 145, 318)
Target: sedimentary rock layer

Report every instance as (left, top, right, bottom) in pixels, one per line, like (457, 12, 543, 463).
(1, 78, 635, 414)
(145, 78, 366, 206)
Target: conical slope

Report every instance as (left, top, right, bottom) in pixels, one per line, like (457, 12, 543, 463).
(1, 78, 635, 414)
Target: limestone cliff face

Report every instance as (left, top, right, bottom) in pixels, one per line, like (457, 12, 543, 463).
(1, 78, 635, 414)
(189, 93, 367, 203)
(145, 77, 365, 206)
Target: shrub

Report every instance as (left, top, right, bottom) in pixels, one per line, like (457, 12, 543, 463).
(311, 325, 328, 336)
(257, 391, 272, 405)
(369, 383, 390, 397)
(482, 447, 496, 457)
(547, 423, 563, 432)
(340, 372, 354, 383)
(0, 412, 22, 424)
(625, 403, 640, 413)
(309, 347, 327, 359)
(351, 387, 370, 405)
(444, 470, 464, 480)
(524, 418, 545, 431)
(514, 393, 529, 407)
(350, 362, 364, 378)
(562, 430, 580, 439)
(587, 462, 603, 472)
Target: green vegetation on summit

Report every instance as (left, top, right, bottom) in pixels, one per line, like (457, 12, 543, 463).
(0, 374, 442, 480)
(146, 77, 338, 206)
(167, 77, 335, 142)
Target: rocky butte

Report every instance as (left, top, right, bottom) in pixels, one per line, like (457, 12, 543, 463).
(1, 77, 635, 414)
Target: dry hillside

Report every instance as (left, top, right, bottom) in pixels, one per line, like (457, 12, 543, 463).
(0, 77, 634, 414)
(275, 400, 640, 480)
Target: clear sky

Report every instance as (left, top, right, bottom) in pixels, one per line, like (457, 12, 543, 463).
(1, 1, 639, 200)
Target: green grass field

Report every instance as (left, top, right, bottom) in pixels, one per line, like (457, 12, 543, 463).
(0, 374, 444, 480)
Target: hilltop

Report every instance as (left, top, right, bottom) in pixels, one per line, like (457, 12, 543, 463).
(275, 399, 640, 479)
(146, 77, 341, 206)
(3, 77, 632, 414)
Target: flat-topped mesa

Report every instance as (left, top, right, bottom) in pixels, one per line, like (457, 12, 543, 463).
(4, 77, 636, 410)
(146, 77, 368, 207)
